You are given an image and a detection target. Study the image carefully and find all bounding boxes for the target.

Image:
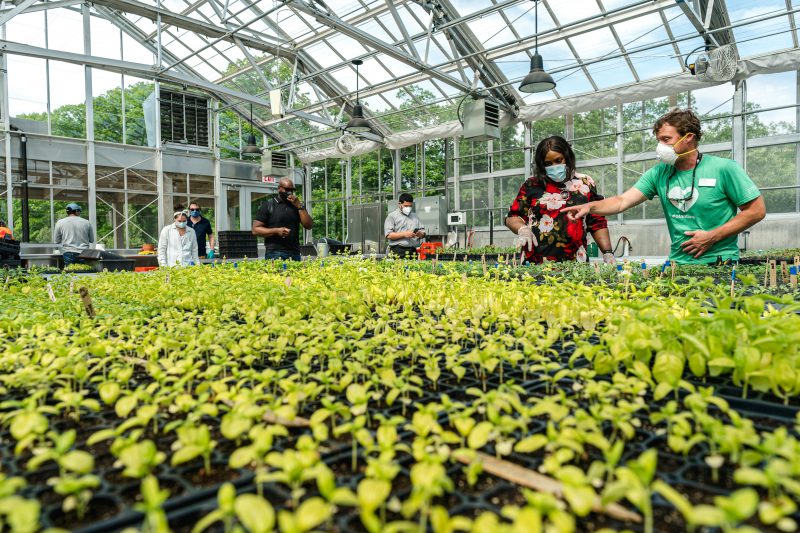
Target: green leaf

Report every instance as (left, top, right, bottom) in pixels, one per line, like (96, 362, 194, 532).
(295, 497, 331, 532)
(87, 428, 117, 445)
(653, 382, 673, 401)
(10, 412, 48, 441)
(218, 483, 236, 514)
(690, 504, 725, 526)
(562, 484, 595, 517)
(653, 351, 683, 387)
(171, 445, 203, 466)
(467, 422, 493, 450)
(234, 494, 275, 533)
(734, 467, 769, 487)
(98, 382, 121, 405)
(115, 396, 138, 418)
(59, 450, 94, 474)
(514, 434, 548, 454)
(191, 509, 224, 533)
(357, 479, 391, 512)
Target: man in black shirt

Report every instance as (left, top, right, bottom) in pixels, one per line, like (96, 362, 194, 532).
(252, 178, 313, 261)
(186, 200, 215, 258)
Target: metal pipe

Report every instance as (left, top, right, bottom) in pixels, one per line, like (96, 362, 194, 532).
(19, 132, 29, 242)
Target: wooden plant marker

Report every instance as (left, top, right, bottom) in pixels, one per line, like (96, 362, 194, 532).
(220, 399, 309, 428)
(781, 261, 789, 283)
(520, 249, 526, 266)
(453, 250, 457, 262)
(481, 254, 487, 276)
(769, 260, 778, 288)
(764, 258, 770, 287)
(671, 262, 676, 281)
(794, 256, 800, 270)
(46, 283, 56, 302)
(165, 272, 171, 284)
(284, 276, 292, 288)
(78, 286, 95, 318)
(790, 265, 797, 289)
(512, 254, 517, 268)
(456, 452, 641, 524)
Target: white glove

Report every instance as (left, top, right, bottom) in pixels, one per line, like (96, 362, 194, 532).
(602, 252, 616, 265)
(516, 225, 538, 251)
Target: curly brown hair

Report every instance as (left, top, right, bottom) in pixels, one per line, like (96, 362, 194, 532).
(652, 109, 703, 143)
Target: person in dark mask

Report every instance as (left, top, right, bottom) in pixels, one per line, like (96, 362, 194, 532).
(505, 135, 614, 264)
(186, 200, 215, 259)
(252, 178, 313, 261)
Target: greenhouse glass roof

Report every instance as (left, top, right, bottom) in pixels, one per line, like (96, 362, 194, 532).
(2, 0, 799, 154)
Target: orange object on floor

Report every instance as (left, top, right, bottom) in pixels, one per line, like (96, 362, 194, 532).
(134, 266, 158, 272)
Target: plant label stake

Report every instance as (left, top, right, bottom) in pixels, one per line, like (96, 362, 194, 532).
(671, 262, 676, 281)
(764, 258, 770, 287)
(284, 276, 292, 288)
(46, 283, 56, 302)
(770, 260, 778, 288)
(791, 266, 797, 288)
(78, 286, 95, 318)
(481, 254, 487, 276)
(794, 255, 800, 269)
(730, 267, 736, 298)
(781, 260, 789, 283)
(519, 249, 526, 266)
(69, 280, 74, 293)
(165, 272, 170, 284)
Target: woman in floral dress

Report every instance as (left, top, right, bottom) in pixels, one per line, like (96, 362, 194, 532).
(505, 136, 615, 264)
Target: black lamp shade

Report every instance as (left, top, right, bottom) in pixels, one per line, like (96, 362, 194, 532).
(519, 52, 556, 93)
(345, 103, 372, 133)
(241, 133, 262, 155)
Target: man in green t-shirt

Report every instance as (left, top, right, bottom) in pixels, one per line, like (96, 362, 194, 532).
(562, 109, 765, 264)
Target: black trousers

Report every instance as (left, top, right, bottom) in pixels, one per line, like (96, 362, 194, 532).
(387, 245, 418, 259)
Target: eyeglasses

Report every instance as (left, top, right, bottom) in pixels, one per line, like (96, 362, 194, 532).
(282, 188, 296, 192)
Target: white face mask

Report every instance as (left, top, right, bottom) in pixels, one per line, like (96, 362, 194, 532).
(401, 206, 412, 216)
(655, 133, 694, 166)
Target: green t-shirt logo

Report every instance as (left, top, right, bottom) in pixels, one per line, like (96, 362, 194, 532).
(667, 185, 699, 212)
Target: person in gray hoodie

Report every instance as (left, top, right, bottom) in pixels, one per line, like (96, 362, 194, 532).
(54, 203, 94, 266)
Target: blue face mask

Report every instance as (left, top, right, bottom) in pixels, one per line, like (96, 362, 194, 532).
(175, 221, 187, 229)
(190, 210, 201, 217)
(545, 164, 568, 183)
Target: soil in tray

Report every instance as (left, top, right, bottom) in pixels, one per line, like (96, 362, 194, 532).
(47, 495, 122, 531)
(575, 503, 685, 533)
(680, 463, 738, 491)
(119, 475, 187, 504)
(183, 464, 245, 487)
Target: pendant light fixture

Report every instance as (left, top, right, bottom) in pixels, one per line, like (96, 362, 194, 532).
(242, 103, 262, 155)
(519, 0, 556, 93)
(345, 59, 373, 134)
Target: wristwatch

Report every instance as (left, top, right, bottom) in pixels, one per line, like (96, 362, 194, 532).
(600, 249, 613, 254)
(298, 204, 306, 210)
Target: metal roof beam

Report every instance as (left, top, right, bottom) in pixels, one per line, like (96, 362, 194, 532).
(266, 0, 676, 122)
(93, 5, 287, 142)
(286, 0, 472, 94)
(416, 0, 521, 108)
(0, 0, 81, 15)
(0, 0, 40, 26)
(0, 39, 275, 106)
(89, 0, 297, 61)
(675, 0, 720, 47)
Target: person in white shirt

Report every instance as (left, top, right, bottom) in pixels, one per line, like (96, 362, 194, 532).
(157, 211, 199, 267)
